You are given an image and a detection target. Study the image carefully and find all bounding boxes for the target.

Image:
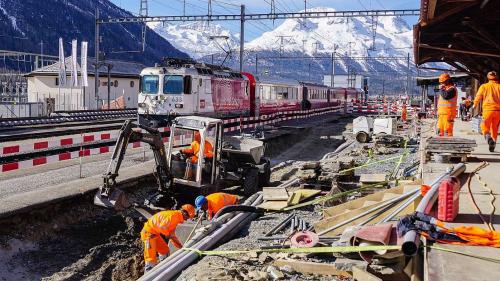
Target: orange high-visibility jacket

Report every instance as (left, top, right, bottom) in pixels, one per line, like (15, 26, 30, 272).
(206, 193, 238, 219)
(183, 140, 214, 160)
(474, 80, 500, 111)
(142, 210, 185, 248)
(437, 85, 458, 115)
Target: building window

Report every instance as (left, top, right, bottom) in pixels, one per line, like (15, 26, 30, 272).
(114, 80, 118, 87)
(55, 77, 59, 86)
(130, 81, 135, 87)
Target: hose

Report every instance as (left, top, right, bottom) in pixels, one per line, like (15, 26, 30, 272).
(212, 205, 264, 220)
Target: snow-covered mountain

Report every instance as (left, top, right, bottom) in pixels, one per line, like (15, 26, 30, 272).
(0, 0, 187, 66)
(148, 21, 239, 59)
(245, 7, 414, 73)
(247, 9, 412, 55)
(150, 7, 419, 94)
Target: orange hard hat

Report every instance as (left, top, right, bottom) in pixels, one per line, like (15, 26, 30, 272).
(181, 204, 196, 219)
(487, 71, 497, 80)
(439, 73, 451, 83)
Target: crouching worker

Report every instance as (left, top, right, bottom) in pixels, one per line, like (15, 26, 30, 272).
(141, 204, 195, 272)
(195, 192, 239, 220)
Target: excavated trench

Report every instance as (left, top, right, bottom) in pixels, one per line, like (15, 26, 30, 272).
(0, 115, 353, 281)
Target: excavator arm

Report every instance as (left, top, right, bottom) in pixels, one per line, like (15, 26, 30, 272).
(94, 120, 176, 210)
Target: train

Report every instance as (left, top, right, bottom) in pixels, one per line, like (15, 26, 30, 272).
(137, 58, 363, 127)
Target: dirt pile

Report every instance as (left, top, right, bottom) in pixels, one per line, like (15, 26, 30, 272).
(0, 191, 152, 281)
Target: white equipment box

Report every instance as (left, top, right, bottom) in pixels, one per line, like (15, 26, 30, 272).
(373, 118, 397, 135)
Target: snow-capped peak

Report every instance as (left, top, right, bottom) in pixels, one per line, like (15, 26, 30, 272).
(148, 21, 239, 59)
(246, 7, 413, 57)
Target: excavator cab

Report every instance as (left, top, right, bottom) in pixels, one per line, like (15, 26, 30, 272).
(167, 116, 223, 189)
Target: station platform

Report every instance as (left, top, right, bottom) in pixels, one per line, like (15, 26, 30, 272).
(421, 119, 500, 281)
(0, 158, 155, 219)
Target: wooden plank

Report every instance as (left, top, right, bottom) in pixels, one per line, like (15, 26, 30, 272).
(353, 267, 382, 281)
(315, 189, 419, 237)
(287, 192, 302, 205)
(323, 185, 407, 217)
(263, 187, 289, 201)
(359, 173, 387, 184)
(258, 200, 288, 211)
(274, 259, 351, 277)
(287, 189, 322, 206)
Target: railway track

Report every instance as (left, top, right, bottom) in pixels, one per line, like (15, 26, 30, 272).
(0, 119, 133, 142)
(0, 109, 137, 128)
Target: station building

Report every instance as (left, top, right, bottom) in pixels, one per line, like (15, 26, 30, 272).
(25, 58, 144, 112)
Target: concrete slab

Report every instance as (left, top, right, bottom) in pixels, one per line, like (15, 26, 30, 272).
(422, 119, 500, 281)
(0, 160, 155, 219)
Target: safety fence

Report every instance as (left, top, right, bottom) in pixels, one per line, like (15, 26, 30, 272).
(347, 102, 421, 115)
(0, 105, 346, 173)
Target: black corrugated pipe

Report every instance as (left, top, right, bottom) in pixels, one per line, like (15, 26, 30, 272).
(212, 205, 264, 221)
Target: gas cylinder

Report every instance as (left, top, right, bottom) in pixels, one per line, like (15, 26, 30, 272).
(438, 176, 461, 222)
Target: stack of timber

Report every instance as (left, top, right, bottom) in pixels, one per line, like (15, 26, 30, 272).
(424, 137, 477, 162)
(314, 184, 421, 237)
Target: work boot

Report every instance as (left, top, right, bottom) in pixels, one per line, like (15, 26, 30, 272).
(144, 262, 155, 272)
(487, 137, 496, 152)
(158, 253, 169, 262)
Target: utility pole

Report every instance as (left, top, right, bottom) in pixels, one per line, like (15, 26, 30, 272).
(255, 53, 258, 74)
(139, 0, 148, 52)
(208, 0, 213, 23)
(94, 7, 100, 109)
(239, 5, 245, 72)
(39, 41, 44, 68)
(348, 41, 355, 88)
(106, 63, 113, 110)
(312, 42, 320, 54)
(276, 35, 292, 56)
(270, 0, 276, 25)
(406, 52, 410, 97)
(183, 0, 186, 18)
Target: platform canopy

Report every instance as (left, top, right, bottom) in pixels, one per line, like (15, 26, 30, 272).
(414, 0, 500, 80)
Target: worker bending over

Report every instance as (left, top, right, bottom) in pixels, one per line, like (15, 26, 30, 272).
(141, 204, 195, 272)
(195, 192, 239, 220)
(436, 73, 458, 137)
(474, 71, 500, 152)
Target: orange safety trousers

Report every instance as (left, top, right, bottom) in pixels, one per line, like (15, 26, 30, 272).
(402, 106, 408, 121)
(437, 112, 455, 136)
(141, 229, 170, 264)
(481, 111, 500, 141)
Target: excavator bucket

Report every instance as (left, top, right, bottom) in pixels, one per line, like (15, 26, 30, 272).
(93, 188, 131, 211)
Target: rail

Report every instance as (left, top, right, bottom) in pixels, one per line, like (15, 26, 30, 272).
(1, 105, 345, 173)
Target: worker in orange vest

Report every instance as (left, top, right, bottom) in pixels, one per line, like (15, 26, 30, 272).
(140, 204, 195, 272)
(195, 192, 239, 220)
(401, 102, 408, 122)
(182, 131, 214, 163)
(474, 71, 500, 152)
(436, 73, 458, 136)
(182, 131, 214, 180)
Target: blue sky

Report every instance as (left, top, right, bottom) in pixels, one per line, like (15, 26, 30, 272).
(110, 0, 420, 40)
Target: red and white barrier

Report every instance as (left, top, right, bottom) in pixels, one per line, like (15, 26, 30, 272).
(1, 106, 343, 173)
